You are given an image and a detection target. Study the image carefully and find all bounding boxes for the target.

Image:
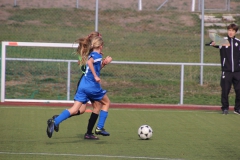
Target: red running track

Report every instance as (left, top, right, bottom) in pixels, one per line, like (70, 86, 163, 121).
(0, 102, 228, 111)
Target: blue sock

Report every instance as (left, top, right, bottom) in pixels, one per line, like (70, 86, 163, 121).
(97, 110, 108, 129)
(54, 109, 71, 126)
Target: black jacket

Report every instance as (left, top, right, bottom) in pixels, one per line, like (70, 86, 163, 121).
(217, 36, 240, 72)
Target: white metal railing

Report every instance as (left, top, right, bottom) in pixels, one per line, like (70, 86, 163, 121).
(1, 41, 79, 103)
(112, 61, 221, 104)
(1, 41, 221, 104)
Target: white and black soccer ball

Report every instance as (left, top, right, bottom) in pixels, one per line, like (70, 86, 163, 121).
(138, 125, 153, 140)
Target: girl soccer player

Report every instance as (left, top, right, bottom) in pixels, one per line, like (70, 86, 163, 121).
(47, 36, 111, 139)
(52, 32, 111, 139)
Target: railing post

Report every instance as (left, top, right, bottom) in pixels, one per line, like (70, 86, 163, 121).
(67, 61, 71, 101)
(227, 0, 230, 11)
(1, 42, 6, 102)
(200, 0, 204, 85)
(76, 0, 79, 9)
(95, 0, 99, 32)
(14, 0, 17, 7)
(138, 0, 142, 11)
(180, 64, 184, 105)
(192, 0, 195, 12)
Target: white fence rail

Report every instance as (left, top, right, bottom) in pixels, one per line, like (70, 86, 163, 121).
(1, 41, 221, 104)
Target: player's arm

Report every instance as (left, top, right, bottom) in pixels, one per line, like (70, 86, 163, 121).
(205, 41, 219, 48)
(78, 55, 112, 71)
(87, 57, 100, 82)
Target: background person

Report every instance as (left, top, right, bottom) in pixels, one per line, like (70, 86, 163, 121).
(210, 23, 240, 115)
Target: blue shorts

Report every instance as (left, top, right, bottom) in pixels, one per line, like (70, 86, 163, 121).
(74, 76, 107, 103)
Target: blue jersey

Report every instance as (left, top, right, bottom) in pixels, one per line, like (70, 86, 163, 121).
(74, 51, 107, 103)
(84, 51, 102, 81)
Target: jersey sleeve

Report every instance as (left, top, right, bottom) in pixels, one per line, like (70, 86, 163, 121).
(88, 52, 102, 63)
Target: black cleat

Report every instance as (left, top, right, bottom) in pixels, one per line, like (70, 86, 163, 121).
(52, 115, 59, 132)
(84, 133, 99, 140)
(95, 127, 110, 136)
(46, 118, 55, 138)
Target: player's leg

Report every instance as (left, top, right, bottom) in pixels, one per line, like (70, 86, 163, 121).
(46, 101, 83, 138)
(70, 74, 86, 116)
(71, 103, 87, 116)
(233, 72, 240, 114)
(51, 103, 87, 132)
(221, 72, 232, 114)
(84, 101, 101, 140)
(95, 94, 110, 136)
(68, 73, 85, 117)
(51, 74, 85, 132)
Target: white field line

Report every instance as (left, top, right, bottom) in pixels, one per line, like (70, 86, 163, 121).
(0, 106, 218, 114)
(0, 152, 184, 160)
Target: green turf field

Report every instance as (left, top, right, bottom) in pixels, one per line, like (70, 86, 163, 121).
(0, 106, 239, 160)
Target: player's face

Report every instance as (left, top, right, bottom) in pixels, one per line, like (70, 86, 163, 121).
(228, 29, 236, 38)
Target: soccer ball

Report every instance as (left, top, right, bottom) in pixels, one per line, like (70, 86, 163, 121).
(138, 125, 153, 140)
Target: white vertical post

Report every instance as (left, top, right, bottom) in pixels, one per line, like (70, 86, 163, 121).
(1, 42, 6, 102)
(192, 0, 195, 12)
(76, 0, 79, 9)
(227, 0, 230, 11)
(67, 62, 71, 101)
(180, 64, 184, 105)
(200, 0, 204, 85)
(95, 0, 99, 32)
(14, 0, 17, 6)
(138, 0, 142, 11)
(198, 0, 200, 11)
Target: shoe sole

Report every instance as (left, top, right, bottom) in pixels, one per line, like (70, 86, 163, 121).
(95, 132, 110, 136)
(234, 111, 240, 115)
(84, 137, 99, 140)
(84, 134, 99, 140)
(46, 126, 53, 138)
(46, 120, 54, 138)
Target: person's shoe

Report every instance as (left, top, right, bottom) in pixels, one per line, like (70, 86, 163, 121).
(234, 109, 240, 115)
(46, 118, 55, 138)
(222, 109, 228, 115)
(84, 133, 99, 140)
(52, 115, 59, 132)
(95, 127, 110, 136)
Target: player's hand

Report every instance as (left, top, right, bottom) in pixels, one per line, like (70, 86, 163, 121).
(77, 60, 80, 65)
(94, 76, 101, 82)
(102, 56, 112, 65)
(210, 41, 229, 47)
(211, 42, 216, 46)
(224, 43, 230, 47)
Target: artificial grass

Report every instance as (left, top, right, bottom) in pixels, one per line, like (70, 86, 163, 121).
(0, 106, 239, 160)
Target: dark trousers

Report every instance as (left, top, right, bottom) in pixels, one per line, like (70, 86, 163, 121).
(221, 71, 240, 111)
